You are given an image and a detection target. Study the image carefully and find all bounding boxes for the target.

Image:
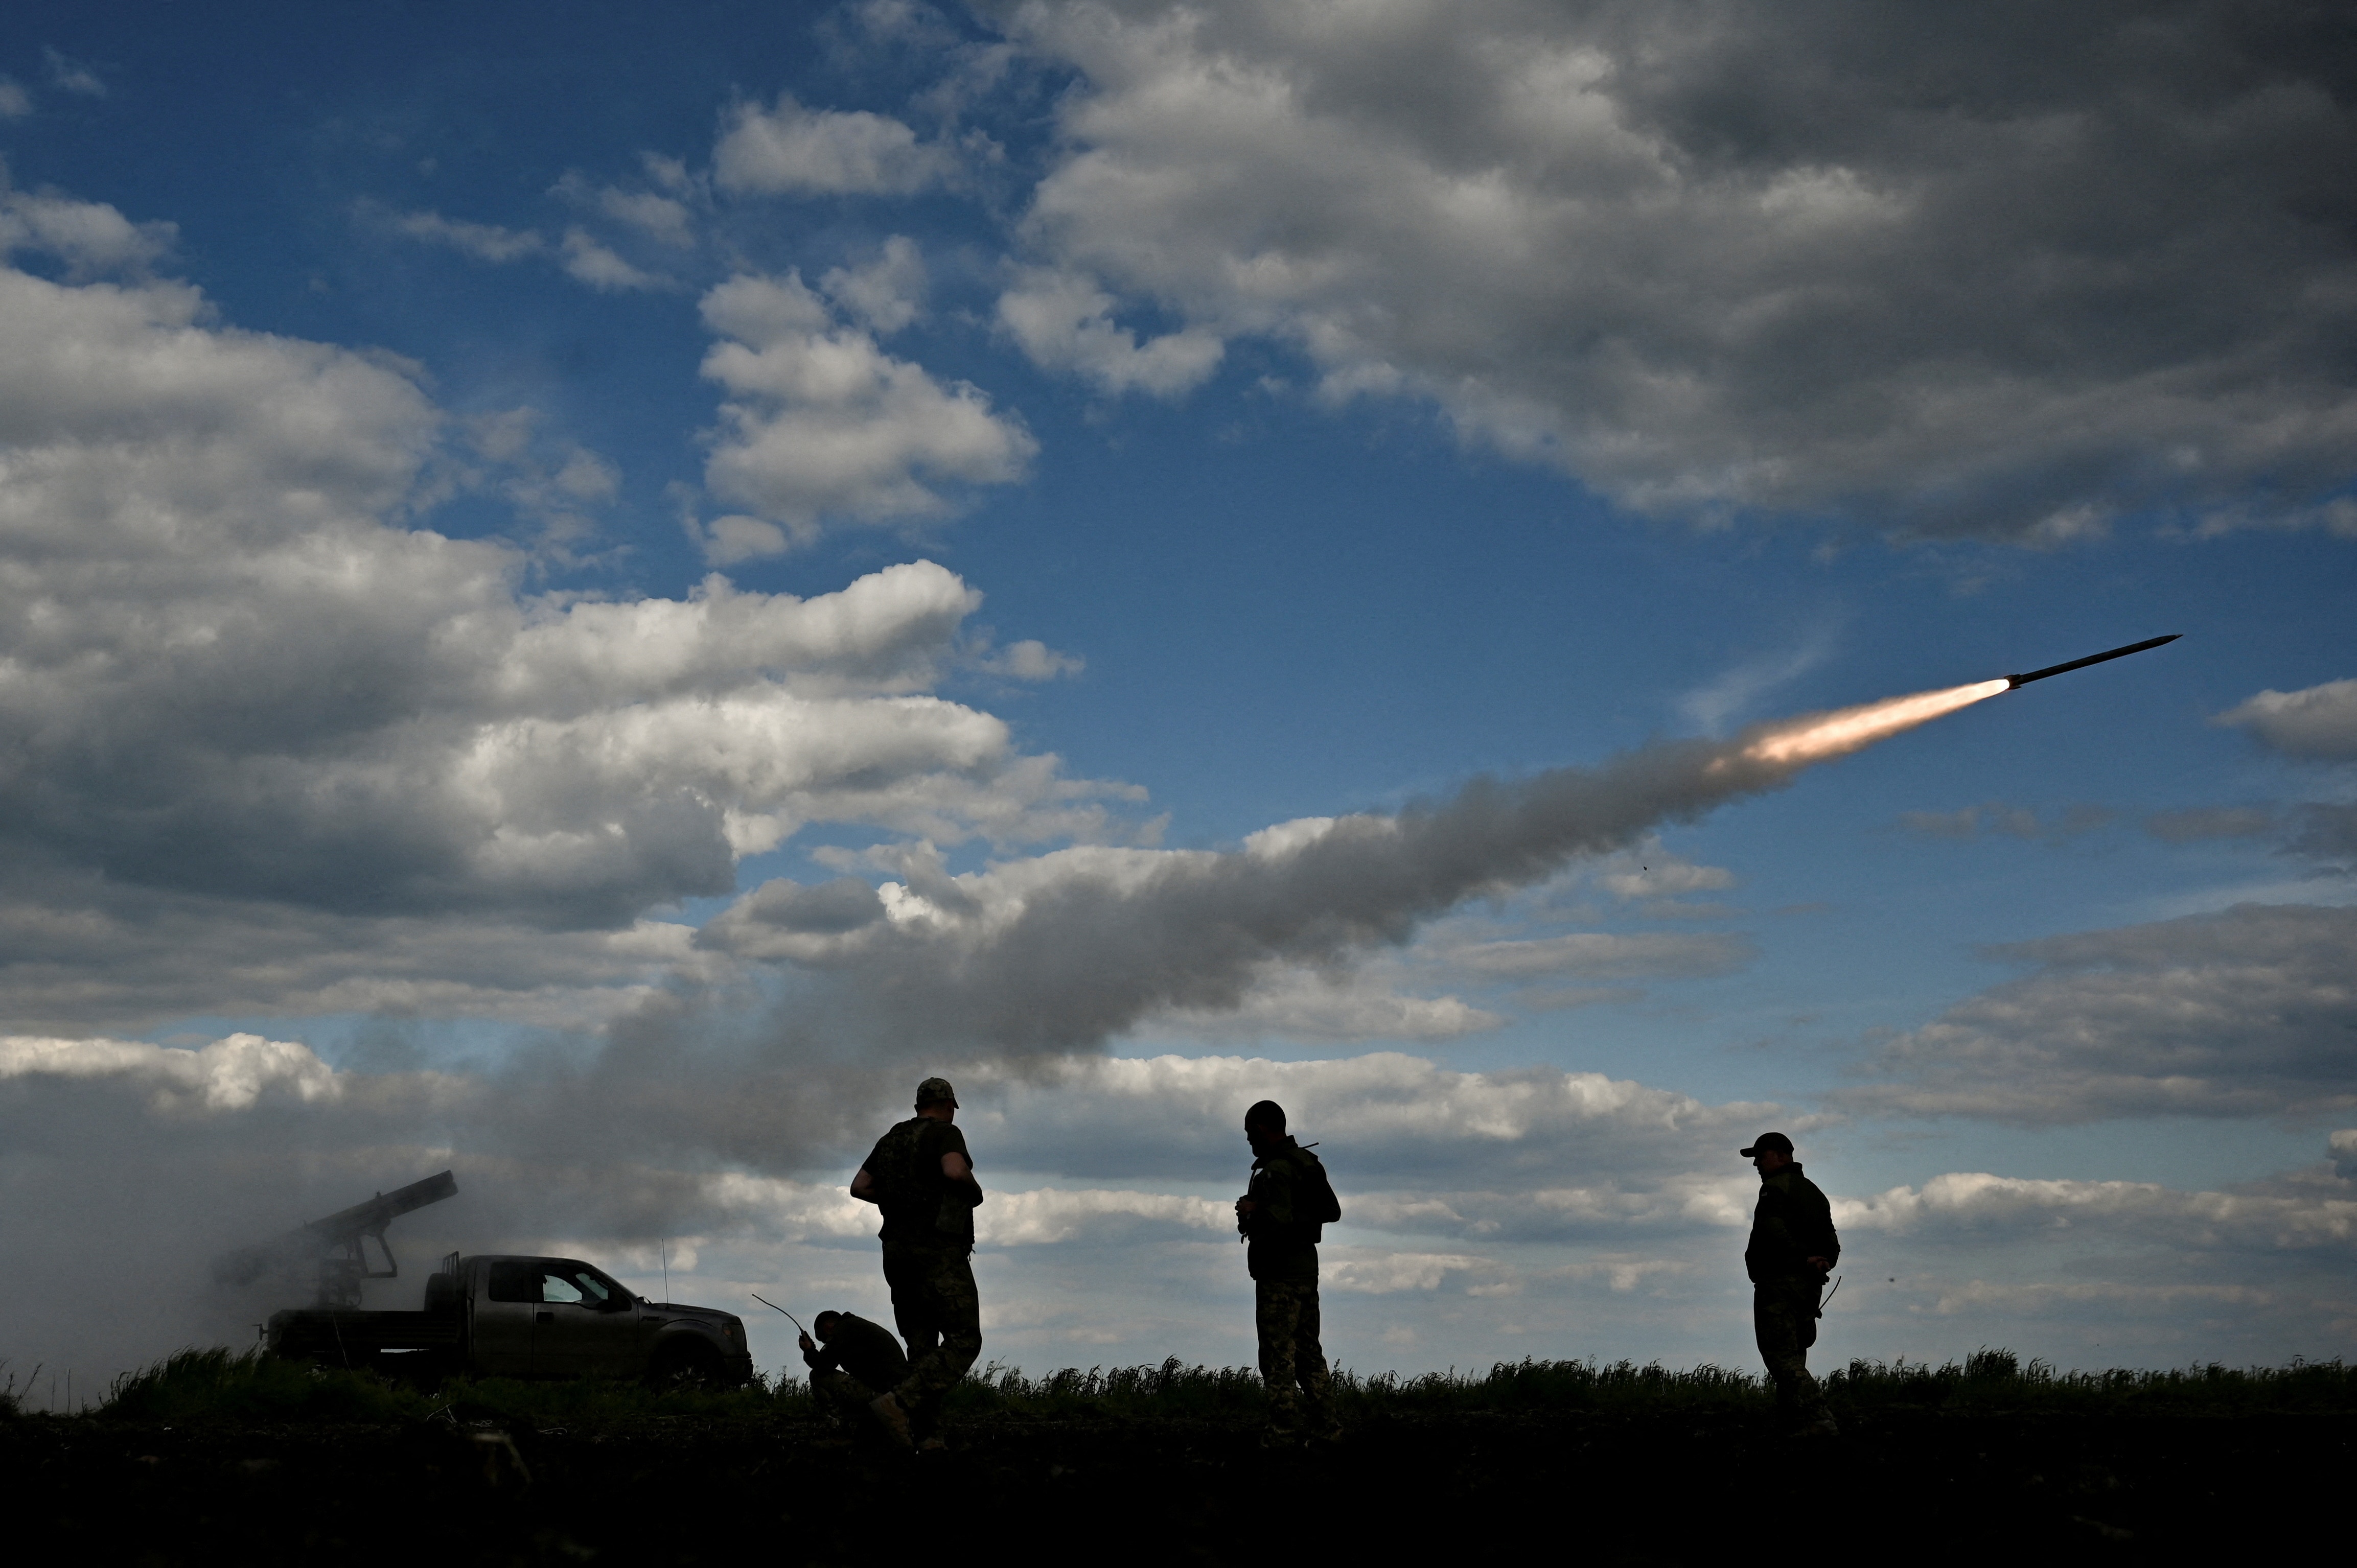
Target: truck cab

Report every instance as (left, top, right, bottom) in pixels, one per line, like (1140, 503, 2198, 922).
(269, 1251, 752, 1387)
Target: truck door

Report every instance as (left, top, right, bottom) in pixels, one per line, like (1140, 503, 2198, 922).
(524, 1260, 644, 1378)
(472, 1259, 544, 1375)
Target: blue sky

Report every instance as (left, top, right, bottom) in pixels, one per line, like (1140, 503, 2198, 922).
(2, 2, 2352, 1386)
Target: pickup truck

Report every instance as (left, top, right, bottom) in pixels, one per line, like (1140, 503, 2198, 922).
(268, 1251, 752, 1386)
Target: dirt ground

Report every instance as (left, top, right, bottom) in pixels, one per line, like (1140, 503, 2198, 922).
(6, 1405, 2347, 1563)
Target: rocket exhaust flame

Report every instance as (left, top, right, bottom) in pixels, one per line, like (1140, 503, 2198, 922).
(1715, 680, 2013, 772)
(1716, 635, 2176, 774)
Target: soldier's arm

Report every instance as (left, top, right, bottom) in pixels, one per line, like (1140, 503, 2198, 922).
(1804, 1183, 1839, 1268)
(941, 1149, 982, 1204)
(850, 1166, 879, 1205)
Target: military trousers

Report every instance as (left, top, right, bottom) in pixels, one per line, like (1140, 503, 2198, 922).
(882, 1241, 982, 1436)
(1254, 1278, 1335, 1437)
(1752, 1276, 1825, 1419)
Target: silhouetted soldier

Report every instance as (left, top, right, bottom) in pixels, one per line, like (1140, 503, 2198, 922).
(1742, 1131, 1840, 1436)
(799, 1309, 910, 1429)
(851, 1076, 984, 1453)
(1235, 1099, 1343, 1445)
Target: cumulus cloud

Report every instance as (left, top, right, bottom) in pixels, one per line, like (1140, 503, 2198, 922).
(2, 183, 174, 273)
(560, 227, 670, 291)
(0, 203, 1135, 1029)
(996, 0, 2357, 538)
(552, 171, 698, 249)
(822, 235, 930, 333)
(997, 267, 1225, 397)
(713, 95, 955, 195)
(697, 271, 1036, 549)
(1838, 1167, 2357, 1254)
(2215, 678, 2357, 761)
(0, 79, 30, 120)
(1840, 904, 2357, 1123)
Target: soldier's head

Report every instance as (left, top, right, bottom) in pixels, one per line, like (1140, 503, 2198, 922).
(1741, 1132, 1794, 1173)
(812, 1310, 843, 1341)
(1245, 1099, 1287, 1154)
(914, 1076, 959, 1122)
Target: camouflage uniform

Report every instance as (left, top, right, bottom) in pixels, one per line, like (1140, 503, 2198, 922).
(803, 1311, 909, 1424)
(1242, 1138, 1339, 1440)
(1745, 1161, 1840, 1423)
(864, 1112, 983, 1441)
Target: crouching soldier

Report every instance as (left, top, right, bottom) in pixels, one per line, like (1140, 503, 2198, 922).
(799, 1310, 909, 1429)
(1742, 1131, 1841, 1437)
(1236, 1099, 1343, 1446)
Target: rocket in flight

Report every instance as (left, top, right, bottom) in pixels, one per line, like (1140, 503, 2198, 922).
(2005, 634, 2180, 690)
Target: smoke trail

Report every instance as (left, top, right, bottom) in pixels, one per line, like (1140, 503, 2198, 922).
(710, 678, 2017, 1050)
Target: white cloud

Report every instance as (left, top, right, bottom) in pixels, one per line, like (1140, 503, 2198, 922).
(0, 79, 30, 119)
(1322, 1248, 1497, 1295)
(1000, 0, 2357, 539)
(1, 185, 174, 273)
(1837, 1169, 2357, 1254)
(997, 267, 1224, 397)
(968, 637, 1084, 681)
(0, 208, 1135, 1027)
(560, 227, 669, 291)
(2215, 678, 2357, 761)
(697, 271, 1036, 549)
(822, 235, 929, 333)
(1144, 964, 1504, 1043)
(378, 206, 545, 263)
(713, 96, 955, 195)
(1840, 903, 2357, 1123)
(946, 1051, 1789, 1186)
(1591, 846, 1739, 903)
(978, 1187, 1230, 1245)
(1, 1033, 342, 1112)
(1453, 931, 1756, 981)
(595, 188, 695, 248)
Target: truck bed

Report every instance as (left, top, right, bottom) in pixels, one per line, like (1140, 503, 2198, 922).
(268, 1308, 463, 1366)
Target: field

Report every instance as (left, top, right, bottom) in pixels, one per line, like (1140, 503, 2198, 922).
(6, 1351, 2351, 1563)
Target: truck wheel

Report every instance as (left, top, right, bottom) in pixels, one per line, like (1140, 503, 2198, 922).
(646, 1338, 727, 1390)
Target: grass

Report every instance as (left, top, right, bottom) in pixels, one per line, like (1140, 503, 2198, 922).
(97, 1348, 791, 1426)
(74, 1346, 2357, 1429)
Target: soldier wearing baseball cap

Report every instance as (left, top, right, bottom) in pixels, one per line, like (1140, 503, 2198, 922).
(1741, 1131, 1840, 1436)
(849, 1076, 983, 1452)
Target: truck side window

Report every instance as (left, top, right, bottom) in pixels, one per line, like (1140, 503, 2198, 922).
(486, 1260, 542, 1302)
(539, 1260, 626, 1308)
